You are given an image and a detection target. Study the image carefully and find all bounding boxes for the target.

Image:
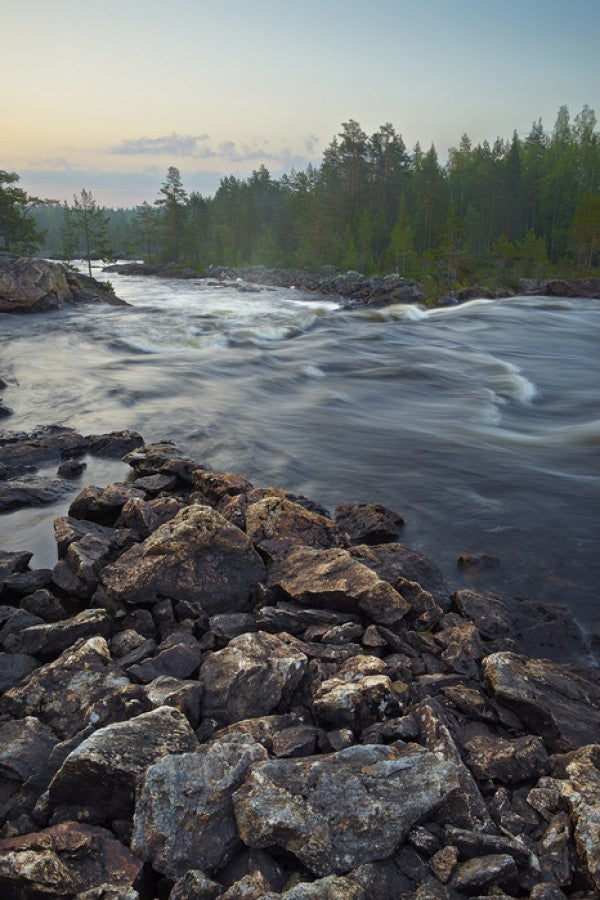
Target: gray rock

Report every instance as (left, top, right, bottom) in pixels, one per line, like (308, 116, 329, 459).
(209, 612, 258, 640)
(4, 609, 111, 659)
(48, 706, 198, 820)
(169, 870, 223, 898)
(0, 637, 130, 739)
(131, 734, 268, 879)
(0, 650, 39, 692)
(256, 601, 360, 636)
(143, 676, 203, 728)
(101, 504, 266, 613)
(0, 717, 57, 785)
(334, 502, 404, 545)
(200, 631, 307, 724)
(483, 651, 600, 751)
(451, 853, 518, 892)
(0, 606, 43, 645)
(233, 743, 462, 876)
(52, 533, 115, 600)
(69, 483, 146, 527)
(20, 589, 66, 623)
(350, 541, 448, 608)
(462, 732, 549, 786)
(245, 495, 346, 559)
(553, 744, 600, 891)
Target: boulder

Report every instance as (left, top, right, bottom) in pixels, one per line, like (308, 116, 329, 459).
(200, 631, 307, 724)
(269, 546, 410, 626)
(4, 609, 111, 660)
(0, 823, 142, 895)
(69, 483, 146, 527)
(0, 717, 57, 786)
(0, 637, 130, 739)
(461, 732, 549, 786)
(334, 502, 404, 545)
(245, 495, 346, 558)
(48, 706, 198, 820)
(350, 542, 448, 607)
(233, 743, 461, 876)
(131, 735, 268, 879)
(483, 651, 600, 751)
(101, 504, 266, 613)
(0, 651, 39, 692)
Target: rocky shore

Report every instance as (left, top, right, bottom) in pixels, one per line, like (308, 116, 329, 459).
(0, 255, 127, 314)
(104, 261, 600, 307)
(1, 426, 600, 898)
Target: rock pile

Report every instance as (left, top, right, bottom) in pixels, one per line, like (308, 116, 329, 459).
(0, 437, 599, 898)
(0, 255, 127, 313)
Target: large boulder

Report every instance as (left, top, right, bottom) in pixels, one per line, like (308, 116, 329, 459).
(0, 256, 126, 313)
(131, 735, 268, 879)
(483, 651, 600, 751)
(232, 743, 461, 876)
(245, 495, 346, 558)
(200, 631, 308, 724)
(101, 504, 266, 613)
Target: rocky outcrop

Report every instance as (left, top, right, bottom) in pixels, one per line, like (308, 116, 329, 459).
(0, 436, 598, 897)
(0, 255, 127, 313)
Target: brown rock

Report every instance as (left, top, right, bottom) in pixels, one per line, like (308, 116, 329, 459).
(462, 732, 549, 786)
(69, 483, 146, 526)
(245, 495, 346, 558)
(334, 501, 403, 545)
(451, 853, 518, 892)
(101, 504, 266, 613)
(0, 822, 142, 896)
(349, 542, 448, 607)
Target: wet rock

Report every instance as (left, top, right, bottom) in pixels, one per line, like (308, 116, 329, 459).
(131, 734, 267, 879)
(0, 822, 143, 896)
(48, 706, 198, 821)
(192, 469, 253, 505)
(101, 504, 266, 614)
(529, 885, 568, 900)
(52, 533, 115, 600)
(453, 589, 588, 662)
(20, 589, 66, 623)
(0, 426, 87, 477)
(0, 550, 32, 583)
(0, 651, 39, 692)
(245, 495, 346, 558)
(483, 651, 600, 751)
(269, 546, 410, 626)
(69, 483, 146, 527)
(412, 700, 495, 831)
(84, 430, 143, 458)
(4, 609, 111, 660)
(0, 637, 130, 739)
(349, 542, 449, 607)
(233, 742, 461, 876)
(169, 870, 223, 898)
(0, 402, 13, 418)
(450, 853, 518, 893)
(334, 501, 404, 545)
(132, 472, 178, 495)
(1, 568, 52, 597)
(53, 516, 126, 560)
(457, 552, 500, 570)
(57, 458, 86, 478)
(462, 732, 549, 786)
(0, 475, 69, 512)
(200, 631, 307, 724)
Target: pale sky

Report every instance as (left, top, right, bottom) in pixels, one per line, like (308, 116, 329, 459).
(3, 0, 599, 206)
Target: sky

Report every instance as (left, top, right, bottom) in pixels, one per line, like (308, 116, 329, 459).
(3, 0, 600, 207)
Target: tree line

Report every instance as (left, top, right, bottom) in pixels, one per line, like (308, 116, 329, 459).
(3, 104, 599, 292)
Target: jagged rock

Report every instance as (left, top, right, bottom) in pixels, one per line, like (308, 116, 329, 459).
(271, 724, 318, 758)
(462, 732, 549, 786)
(536, 812, 573, 887)
(0, 822, 142, 895)
(245, 495, 346, 558)
(212, 714, 301, 752)
(52, 534, 115, 600)
(170, 870, 223, 898)
(256, 601, 360, 636)
(334, 502, 403, 545)
(0, 651, 39, 692)
(552, 744, 600, 890)
(453, 589, 588, 662)
(143, 676, 202, 727)
(450, 853, 518, 893)
(4, 609, 111, 660)
(222, 871, 273, 898)
(0, 637, 130, 739)
(483, 651, 600, 751)
(20, 589, 66, 623)
(53, 516, 125, 560)
(132, 472, 178, 495)
(313, 670, 403, 732)
(441, 825, 530, 864)
(48, 706, 198, 821)
(219, 848, 287, 893)
(127, 634, 202, 683)
(269, 546, 410, 626)
(429, 845, 459, 883)
(200, 631, 307, 724)
(0, 427, 87, 478)
(349, 542, 448, 607)
(110, 629, 147, 658)
(0, 606, 43, 644)
(101, 504, 265, 613)
(1, 568, 52, 596)
(75, 884, 139, 900)
(233, 742, 461, 876)
(0, 717, 57, 788)
(529, 885, 568, 900)
(69, 483, 146, 527)
(0, 550, 32, 583)
(131, 734, 267, 879)
(412, 700, 495, 831)
(56, 458, 86, 478)
(209, 612, 258, 640)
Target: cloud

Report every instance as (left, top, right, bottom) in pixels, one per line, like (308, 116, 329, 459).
(305, 134, 320, 154)
(110, 133, 210, 156)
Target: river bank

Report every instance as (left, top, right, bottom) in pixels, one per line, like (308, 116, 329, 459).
(1, 427, 600, 897)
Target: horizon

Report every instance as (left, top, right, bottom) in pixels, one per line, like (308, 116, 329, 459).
(3, 0, 599, 207)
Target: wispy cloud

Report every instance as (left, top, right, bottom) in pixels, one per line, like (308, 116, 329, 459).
(110, 133, 210, 156)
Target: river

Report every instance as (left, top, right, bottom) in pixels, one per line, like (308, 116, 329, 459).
(1, 268, 599, 629)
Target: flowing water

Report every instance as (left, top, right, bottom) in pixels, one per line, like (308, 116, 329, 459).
(1, 267, 599, 627)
